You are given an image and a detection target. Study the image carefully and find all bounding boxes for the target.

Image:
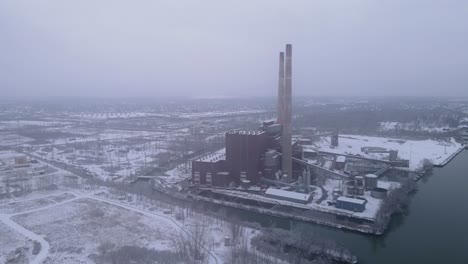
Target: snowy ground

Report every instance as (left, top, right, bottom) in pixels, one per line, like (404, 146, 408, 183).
(179, 110, 268, 119)
(378, 121, 454, 133)
(0, 133, 35, 146)
(30, 139, 168, 181)
(0, 221, 34, 264)
(0, 193, 75, 214)
(0, 187, 260, 264)
(13, 197, 178, 263)
(164, 166, 191, 184)
(313, 134, 464, 170)
(69, 112, 164, 120)
(0, 120, 73, 128)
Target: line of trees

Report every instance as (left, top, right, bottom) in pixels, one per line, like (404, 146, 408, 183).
(373, 178, 417, 233)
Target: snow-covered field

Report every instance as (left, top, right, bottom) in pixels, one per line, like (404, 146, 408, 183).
(179, 110, 268, 119)
(44, 128, 166, 146)
(13, 198, 178, 263)
(0, 120, 73, 128)
(378, 121, 453, 133)
(69, 112, 165, 120)
(314, 135, 464, 170)
(0, 221, 34, 264)
(0, 193, 75, 214)
(0, 133, 35, 146)
(0, 188, 259, 264)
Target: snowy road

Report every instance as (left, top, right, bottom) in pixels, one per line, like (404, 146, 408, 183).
(0, 215, 50, 264)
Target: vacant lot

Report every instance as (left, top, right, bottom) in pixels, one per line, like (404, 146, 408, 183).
(0, 222, 34, 264)
(0, 193, 76, 214)
(12, 198, 178, 263)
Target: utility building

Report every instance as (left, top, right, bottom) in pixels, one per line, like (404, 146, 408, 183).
(336, 196, 367, 212)
(225, 131, 269, 184)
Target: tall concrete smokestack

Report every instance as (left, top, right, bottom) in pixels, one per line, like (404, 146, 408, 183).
(282, 44, 293, 178)
(277, 52, 285, 125)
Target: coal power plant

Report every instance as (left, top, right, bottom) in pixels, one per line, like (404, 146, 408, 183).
(183, 44, 417, 238)
(191, 44, 301, 187)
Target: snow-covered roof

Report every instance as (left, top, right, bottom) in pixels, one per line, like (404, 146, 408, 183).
(315, 134, 464, 169)
(265, 188, 312, 202)
(226, 131, 265, 136)
(337, 196, 366, 205)
(336, 156, 346, 163)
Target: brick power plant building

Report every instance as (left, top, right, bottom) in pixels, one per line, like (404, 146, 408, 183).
(192, 44, 299, 187)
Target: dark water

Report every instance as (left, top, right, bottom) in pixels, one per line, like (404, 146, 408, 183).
(292, 150, 468, 264)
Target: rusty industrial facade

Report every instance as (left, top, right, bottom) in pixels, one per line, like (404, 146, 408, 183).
(191, 131, 270, 186)
(225, 131, 269, 183)
(191, 44, 295, 187)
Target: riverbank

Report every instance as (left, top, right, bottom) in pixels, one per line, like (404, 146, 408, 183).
(434, 145, 465, 167)
(149, 178, 381, 236)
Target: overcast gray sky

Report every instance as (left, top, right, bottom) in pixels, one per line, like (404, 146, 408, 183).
(1, 0, 467, 98)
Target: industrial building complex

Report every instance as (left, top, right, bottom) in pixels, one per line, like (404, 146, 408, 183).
(177, 44, 424, 234)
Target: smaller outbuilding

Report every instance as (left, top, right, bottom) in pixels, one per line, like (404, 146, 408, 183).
(265, 188, 313, 204)
(335, 156, 346, 170)
(336, 196, 367, 212)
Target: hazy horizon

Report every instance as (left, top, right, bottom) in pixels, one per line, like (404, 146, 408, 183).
(1, 0, 467, 98)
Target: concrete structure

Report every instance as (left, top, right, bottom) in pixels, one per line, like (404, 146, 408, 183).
(277, 44, 293, 179)
(302, 168, 311, 192)
(282, 44, 293, 178)
(335, 156, 346, 170)
(265, 187, 312, 204)
(331, 132, 339, 147)
(336, 196, 367, 212)
(277, 52, 285, 125)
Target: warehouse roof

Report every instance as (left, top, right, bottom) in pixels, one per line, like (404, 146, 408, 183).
(265, 188, 312, 202)
(336, 156, 346, 162)
(337, 196, 366, 205)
